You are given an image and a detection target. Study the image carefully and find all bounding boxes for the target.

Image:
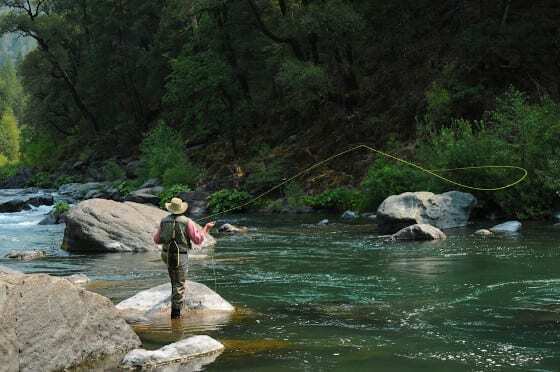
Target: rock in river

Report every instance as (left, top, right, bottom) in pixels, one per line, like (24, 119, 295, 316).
(4, 250, 47, 261)
(341, 210, 359, 220)
(490, 221, 522, 233)
(121, 335, 224, 370)
(474, 229, 493, 237)
(0, 270, 140, 372)
(218, 223, 248, 234)
(63, 199, 216, 253)
(377, 191, 477, 233)
(390, 224, 447, 241)
(116, 281, 234, 323)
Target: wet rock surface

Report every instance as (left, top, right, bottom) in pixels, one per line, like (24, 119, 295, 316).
(218, 223, 249, 234)
(4, 250, 47, 261)
(0, 189, 54, 213)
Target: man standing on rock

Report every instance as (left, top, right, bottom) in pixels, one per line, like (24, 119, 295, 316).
(153, 197, 215, 319)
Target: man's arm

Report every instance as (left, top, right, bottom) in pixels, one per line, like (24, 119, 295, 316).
(186, 220, 215, 245)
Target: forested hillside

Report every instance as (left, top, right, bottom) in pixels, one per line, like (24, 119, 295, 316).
(0, 0, 559, 218)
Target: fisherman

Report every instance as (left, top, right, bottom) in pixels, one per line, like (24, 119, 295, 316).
(153, 197, 215, 319)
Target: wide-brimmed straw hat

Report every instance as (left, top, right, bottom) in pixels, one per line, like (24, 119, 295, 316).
(165, 197, 188, 215)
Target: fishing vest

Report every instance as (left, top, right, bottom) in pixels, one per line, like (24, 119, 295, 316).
(159, 214, 192, 254)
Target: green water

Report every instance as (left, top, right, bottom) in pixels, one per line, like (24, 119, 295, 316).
(4, 213, 560, 371)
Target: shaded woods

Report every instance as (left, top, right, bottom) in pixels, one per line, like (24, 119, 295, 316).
(0, 0, 559, 218)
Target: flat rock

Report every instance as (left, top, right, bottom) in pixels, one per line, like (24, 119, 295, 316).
(490, 221, 522, 233)
(4, 250, 47, 261)
(474, 229, 493, 236)
(377, 191, 477, 233)
(390, 224, 447, 241)
(62, 199, 216, 253)
(218, 223, 248, 234)
(121, 335, 224, 370)
(0, 271, 140, 371)
(116, 281, 234, 322)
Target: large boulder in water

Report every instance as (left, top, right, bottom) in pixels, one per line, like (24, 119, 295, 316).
(390, 224, 447, 241)
(376, 191, 477, 233)
(62, 199, 216, 253)
(0, 270, 140, 371)
(116, 281, 234, 323)
(121, 335, 224, 369)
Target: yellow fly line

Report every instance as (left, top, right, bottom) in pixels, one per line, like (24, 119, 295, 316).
(195, 144, 528, 223)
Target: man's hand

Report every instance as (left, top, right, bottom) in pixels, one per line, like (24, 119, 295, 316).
(203, 221, 216, 233)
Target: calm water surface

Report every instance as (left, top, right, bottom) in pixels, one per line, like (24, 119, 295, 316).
(1, 198, 559, 371)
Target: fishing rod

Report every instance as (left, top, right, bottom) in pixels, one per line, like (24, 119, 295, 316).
(194, 144, 528, 224)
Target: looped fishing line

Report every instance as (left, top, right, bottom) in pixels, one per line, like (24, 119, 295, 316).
(195, 144, 528, 224)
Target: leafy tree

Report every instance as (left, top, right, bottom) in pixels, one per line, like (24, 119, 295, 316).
(0, 108, 20, 161)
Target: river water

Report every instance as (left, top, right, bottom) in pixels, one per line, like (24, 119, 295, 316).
(1, 192, 559, 371)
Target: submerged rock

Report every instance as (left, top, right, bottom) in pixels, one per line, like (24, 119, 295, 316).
(116, 281, 234, 322)
(0, 271, 140, 371)
(474, 229, 493, 237)
(390, 224, 447, 241)
(377, 191, 476, 233)
(490, 221, 522, 233)
(218, 223, 248, 234)
(62, 199, 216, 253)
(121, 335, 224, 370)
(317, 219, 330, 226)
(4, 250, 47, 261)
(341, 210, 359, 220)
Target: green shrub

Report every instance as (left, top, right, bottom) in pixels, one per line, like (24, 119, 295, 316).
(53, 201, 70, 217)
(0, 159, 19, 182)
(284, 182, 306, 208)
(140, 122, 201, 188)
(54, 175, 79, 188)
(29, 171, 53, 188)
(0, 109, 20, 161)
(115, 179, 142, 197)
(102, 160, 126, 181)
(244, 146, 286, 193)
(208, 189, 252, 214)
(304, 187, 361, 212)
(159, 184, 191, 208)
(415, 88, 560, 219)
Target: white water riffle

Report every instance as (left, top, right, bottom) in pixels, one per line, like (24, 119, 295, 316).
(0, 190, 65, 260)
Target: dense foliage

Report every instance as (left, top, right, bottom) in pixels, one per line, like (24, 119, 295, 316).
(0, 1, 558, 218)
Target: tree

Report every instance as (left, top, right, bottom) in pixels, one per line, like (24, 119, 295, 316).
(0, 108, 20, 161)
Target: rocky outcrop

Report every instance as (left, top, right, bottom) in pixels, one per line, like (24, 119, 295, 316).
(0, 167, 32, 188)
(218, 223, 248, 234)
(0, 189, 54, 213)
(490, 221, 522, 233)
(390, 224, 447, 241)
(63, 199, 216, 253)
(341, 211, 359, 220)
(124, 188, 162, 206)
(121, 336, 224, 370)
(0, 271, 140, 372)
(376, 191, 477, 233)
(4, 250, 47, 261)
(116, 281, 234, 322)
(58, 182, 111, 201)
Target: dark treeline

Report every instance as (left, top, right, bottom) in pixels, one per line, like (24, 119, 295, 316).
(0, 0, 559, 218)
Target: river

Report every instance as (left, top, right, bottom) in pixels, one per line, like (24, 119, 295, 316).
(1, 190, 559, 371)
